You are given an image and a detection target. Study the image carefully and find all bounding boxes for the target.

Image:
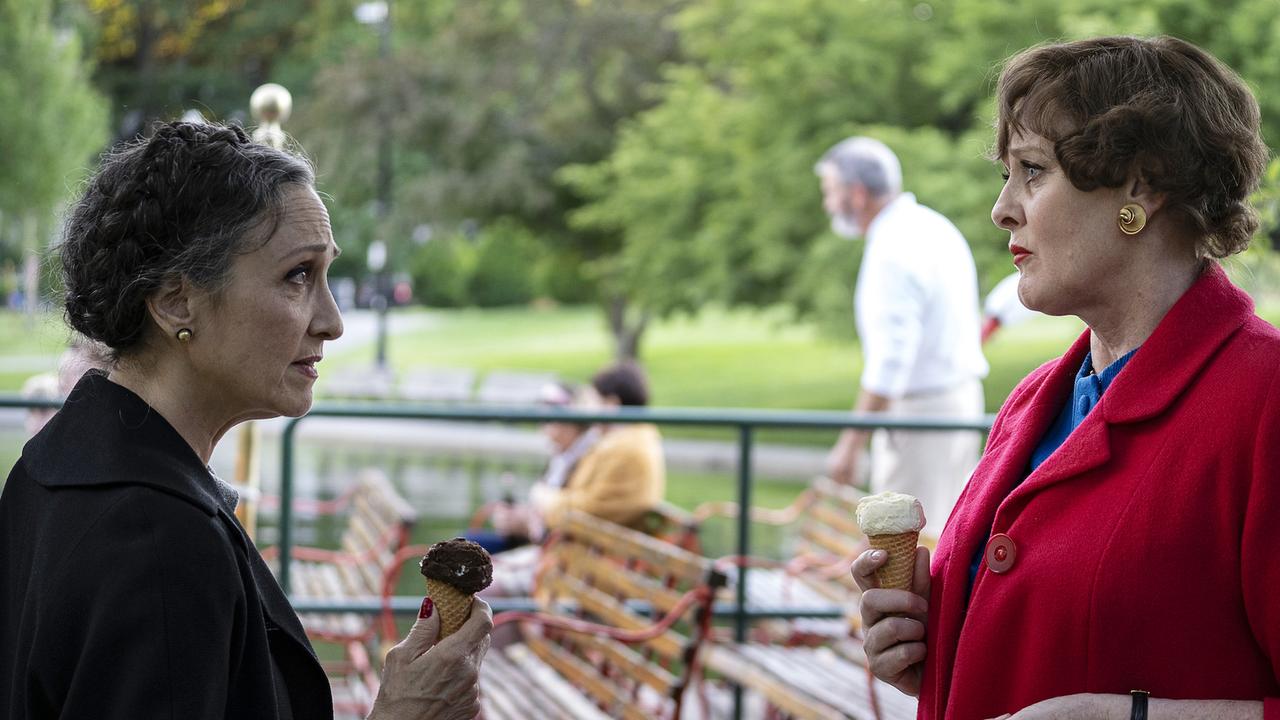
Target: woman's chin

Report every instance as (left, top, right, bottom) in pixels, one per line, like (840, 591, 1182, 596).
(235, 409, 286, 425)
(1019, 286, 1083, 318)
(252, 391, 313, 421)
(1015, 281, 1042, 314)
(1015, 279, 1061, 316)
(280, 390, 315, 418)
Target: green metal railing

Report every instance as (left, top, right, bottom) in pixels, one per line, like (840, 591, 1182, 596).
(0, 398, 63, 410)
(3, 396, 994, 717)
(275, 405, 993, 637)
(280, 404, 990, 720)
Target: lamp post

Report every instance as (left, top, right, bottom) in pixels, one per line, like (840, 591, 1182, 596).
(356, 1, 393, 370)
(367, 237, 389, 368)
(249, 83, 292, 150)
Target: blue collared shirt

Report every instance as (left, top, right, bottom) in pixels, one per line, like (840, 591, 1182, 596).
(966, 347, 1140, 593)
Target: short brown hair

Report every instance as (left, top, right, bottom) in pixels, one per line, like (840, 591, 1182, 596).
(995, 36, 1269, 258)
(592, 361, 650, 407)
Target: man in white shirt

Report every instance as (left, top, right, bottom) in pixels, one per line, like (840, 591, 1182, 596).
(816, 137, 989, 537)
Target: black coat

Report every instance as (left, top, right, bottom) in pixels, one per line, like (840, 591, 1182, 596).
(0, 373, 333, 719)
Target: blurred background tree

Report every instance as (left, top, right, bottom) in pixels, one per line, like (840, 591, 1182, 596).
(0, 0, 107, 312)
(295, 0, 686, 357)
(566, 0, 1280, 351)
(81, 0, 359, 140)
(3, 0, 1279, 355)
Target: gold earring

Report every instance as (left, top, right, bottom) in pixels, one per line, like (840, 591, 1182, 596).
(176, 328, 193, 343)
(1118, 204, 1147, 235)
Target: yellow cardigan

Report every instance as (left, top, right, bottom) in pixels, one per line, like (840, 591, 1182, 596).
(542, 423, 665, 529)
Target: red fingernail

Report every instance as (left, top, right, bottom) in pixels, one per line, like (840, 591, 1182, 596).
(419, 597, 434, 619)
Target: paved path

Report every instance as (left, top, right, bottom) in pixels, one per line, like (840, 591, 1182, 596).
(0, 355, 61, 374)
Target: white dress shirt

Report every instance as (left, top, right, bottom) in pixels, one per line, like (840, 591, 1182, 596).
(855, 193, 989, 398)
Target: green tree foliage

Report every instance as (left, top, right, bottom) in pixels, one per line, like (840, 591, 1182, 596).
(0, 0, 107, 217)
(568, 0, 1280, 338)
(410, 233, 474, 308)
(408, 220, 588, 308)
(82, 0, 366, 140)
(565, 0, 1000, 336)
(0, 0, 106, 274)
(468, 220, 542, 307)
(63, 0, 1280, 357)
(294, 0, 685, 357)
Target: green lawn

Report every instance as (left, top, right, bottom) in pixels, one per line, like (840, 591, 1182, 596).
(10, 302, 1276, 420)
(0, 302, 1123, 448)
(332, 305, 859, 409)
(0, 312, 72, 353)
(0, 302, 1090, 449)
(322, 303, 1086, 448)
(0, 311, 73, 391)
(354, 304, 1084, 414)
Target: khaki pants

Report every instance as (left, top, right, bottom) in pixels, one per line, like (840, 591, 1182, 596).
(869, 378, 984, 539)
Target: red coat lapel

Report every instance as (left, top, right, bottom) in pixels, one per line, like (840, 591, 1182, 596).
(1010, 263, 1250, 503)
(925, 333, 1083, 716)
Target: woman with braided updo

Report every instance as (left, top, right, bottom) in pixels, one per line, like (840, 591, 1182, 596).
(853, 37, 1280, 718)
(0, 121, 491, 720)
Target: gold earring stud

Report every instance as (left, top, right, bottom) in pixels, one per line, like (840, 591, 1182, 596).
(1118, 204, 1147, 235)
(176, 328, 193, 343)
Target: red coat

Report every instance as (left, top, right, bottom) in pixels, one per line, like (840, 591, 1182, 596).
(921, 264, 1280, 719)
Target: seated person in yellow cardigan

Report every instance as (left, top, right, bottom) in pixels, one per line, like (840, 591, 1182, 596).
(469, 381, 601, 553)
(483, 361, 666, 595)
(533, 361, 665, 529)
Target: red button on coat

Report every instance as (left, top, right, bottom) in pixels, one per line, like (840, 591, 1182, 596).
(985, 533, 1017, 573)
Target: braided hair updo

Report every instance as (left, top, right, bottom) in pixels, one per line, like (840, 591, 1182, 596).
(60, 121, 315, 356)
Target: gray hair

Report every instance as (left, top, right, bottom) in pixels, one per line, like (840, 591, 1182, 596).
(814, 136, 903, 199)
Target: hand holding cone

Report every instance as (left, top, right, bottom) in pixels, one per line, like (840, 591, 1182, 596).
(855, 492, 926, 591)
(419, 538, 494, 638)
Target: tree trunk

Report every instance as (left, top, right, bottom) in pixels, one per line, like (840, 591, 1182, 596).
(605, 296, 650, 362)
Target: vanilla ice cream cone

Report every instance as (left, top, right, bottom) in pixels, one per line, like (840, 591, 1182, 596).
(866, 531, 919, 591)
(855, 492, 926, 592)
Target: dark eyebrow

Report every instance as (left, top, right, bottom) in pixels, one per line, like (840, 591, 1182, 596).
(1006, 144, 1049, 160)
(283, 243, 341, 260)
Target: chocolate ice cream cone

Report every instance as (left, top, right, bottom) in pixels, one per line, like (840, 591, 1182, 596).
(425, 577, 473, 639)
(419, 538, 493, 640)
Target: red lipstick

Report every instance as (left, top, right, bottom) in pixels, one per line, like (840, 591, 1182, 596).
(1010, 243, 1031, 267)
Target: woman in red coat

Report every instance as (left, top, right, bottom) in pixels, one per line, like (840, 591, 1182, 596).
(854, 37, 1280, 719)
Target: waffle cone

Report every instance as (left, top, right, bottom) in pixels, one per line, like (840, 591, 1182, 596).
(425, 578, 473, 639)
(867, 531, 919, 591)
